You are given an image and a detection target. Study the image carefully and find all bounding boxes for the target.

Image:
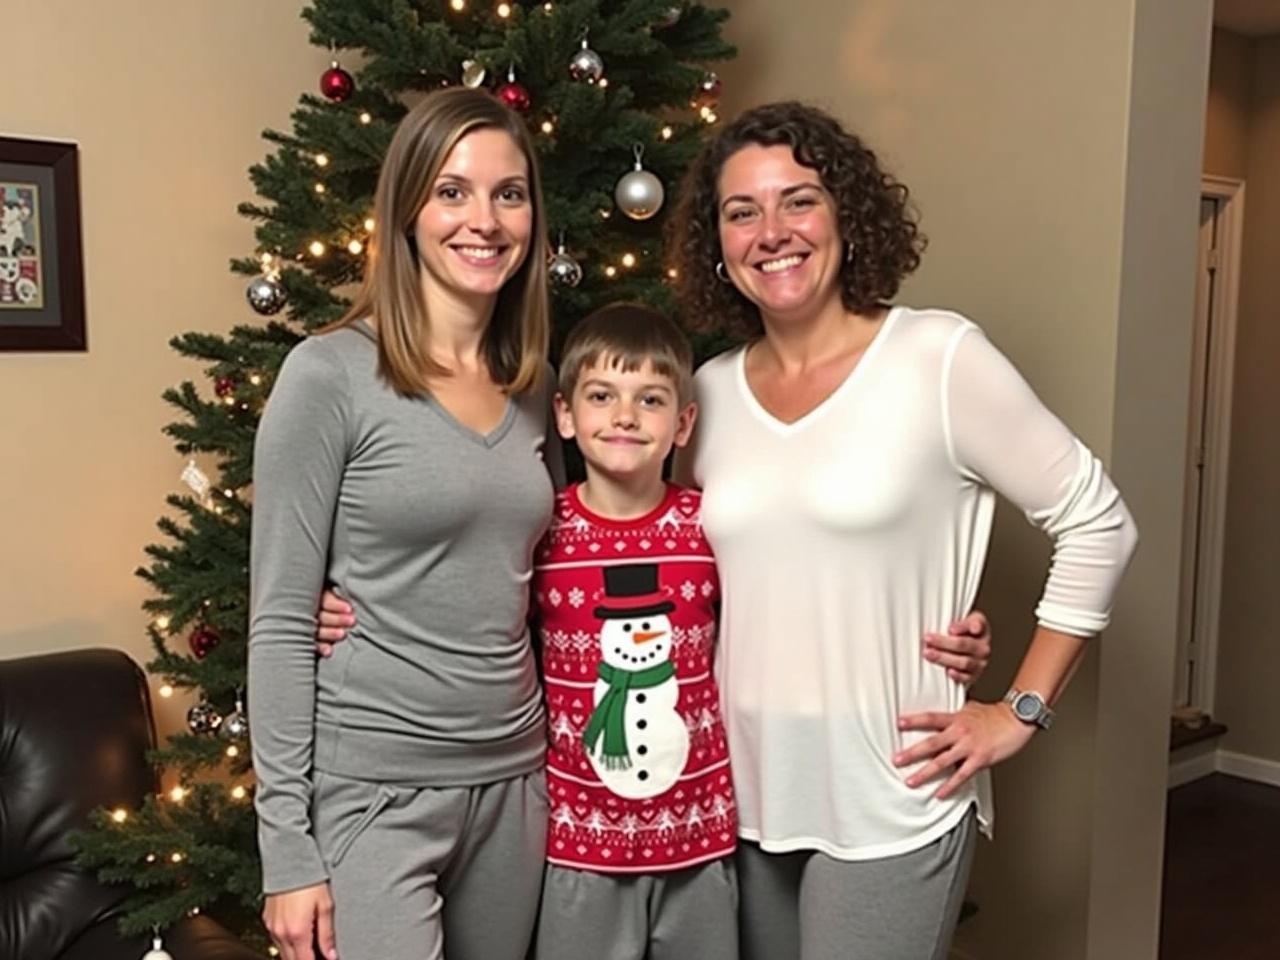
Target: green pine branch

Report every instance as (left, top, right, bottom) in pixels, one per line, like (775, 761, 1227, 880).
(78, 0, 737, 943)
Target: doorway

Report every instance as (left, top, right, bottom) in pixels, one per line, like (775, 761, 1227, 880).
(1172, 175, 1243, 715)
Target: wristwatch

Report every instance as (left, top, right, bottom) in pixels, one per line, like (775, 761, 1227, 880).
(1003, 689, 1055, 730)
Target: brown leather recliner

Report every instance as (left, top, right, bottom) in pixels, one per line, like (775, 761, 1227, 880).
(0, 648, 262, 960)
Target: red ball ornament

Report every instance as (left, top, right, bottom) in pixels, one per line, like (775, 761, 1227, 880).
(214, 376, 236, 398)
(320, 62, 355, 102)
(188, 625, 221, 660)
(496, 81, 532, 114)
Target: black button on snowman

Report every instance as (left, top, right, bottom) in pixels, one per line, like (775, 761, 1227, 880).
(581, 563, 690, 799)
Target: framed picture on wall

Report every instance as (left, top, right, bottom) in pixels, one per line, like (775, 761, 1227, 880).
(0, 136, 85, 351)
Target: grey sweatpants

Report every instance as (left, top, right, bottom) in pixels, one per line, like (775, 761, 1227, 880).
(311, 768, 547, 960)
(737, 808, 977, 960)
(534, 858, 739, 960)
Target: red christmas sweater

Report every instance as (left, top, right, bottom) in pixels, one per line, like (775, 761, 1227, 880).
(534, 483, 737, 873)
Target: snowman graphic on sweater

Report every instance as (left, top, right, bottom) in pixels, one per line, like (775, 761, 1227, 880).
(582, 563, 689, 800)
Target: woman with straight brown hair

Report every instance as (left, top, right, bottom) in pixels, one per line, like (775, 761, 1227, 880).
(248, 87, 563, 960)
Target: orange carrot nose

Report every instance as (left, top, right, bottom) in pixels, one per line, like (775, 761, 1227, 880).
(633, 631, 665, 644)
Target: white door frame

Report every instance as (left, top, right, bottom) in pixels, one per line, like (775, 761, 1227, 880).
(1178, 174, 1244, 715)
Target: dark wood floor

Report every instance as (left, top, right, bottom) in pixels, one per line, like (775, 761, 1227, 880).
(1160, 773, 1280, 960)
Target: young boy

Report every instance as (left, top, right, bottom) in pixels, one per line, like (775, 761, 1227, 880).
(532, 302, 738, 960)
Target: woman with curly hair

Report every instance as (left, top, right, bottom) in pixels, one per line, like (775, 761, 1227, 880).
(668, 101, 1138, 959)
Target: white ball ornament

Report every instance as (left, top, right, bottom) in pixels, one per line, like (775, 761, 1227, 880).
(614, 145, 665, 221)
(142, 934, 174, 960)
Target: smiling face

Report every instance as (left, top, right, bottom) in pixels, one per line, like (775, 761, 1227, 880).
(555, 358, 697, 486)
(412, 127, 533, 308)
(599, 614, 675, 669)
(716, 143, 846, 325)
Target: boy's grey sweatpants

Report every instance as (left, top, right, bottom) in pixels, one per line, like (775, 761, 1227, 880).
(311, 768, 547, 960)
(534, 858, 739, 960)
(737, 807, 977, 960)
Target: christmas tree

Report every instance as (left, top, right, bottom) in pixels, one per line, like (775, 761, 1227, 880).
(72, 0, 733, 948)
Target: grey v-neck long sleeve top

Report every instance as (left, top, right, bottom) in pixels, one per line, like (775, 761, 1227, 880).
(248, 324, 562, 894)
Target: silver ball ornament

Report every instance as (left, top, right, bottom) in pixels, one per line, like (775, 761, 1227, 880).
(614, 147, 665, 221)
(548, 249, 583, 288)
(656, 5, 683, 27)
(461, 59, 487, 88)
(219, 707, 249, 742)
(142, 935, 174, 960)
(569, 42, 604, 83)
(186, 701, 222, 735)
(245, 275, 286, 316)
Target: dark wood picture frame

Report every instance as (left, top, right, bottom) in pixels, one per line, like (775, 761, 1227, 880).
(0, 137, 86, 351)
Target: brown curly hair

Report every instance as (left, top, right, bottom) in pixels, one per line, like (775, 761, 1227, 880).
(667, 101, 925, 340)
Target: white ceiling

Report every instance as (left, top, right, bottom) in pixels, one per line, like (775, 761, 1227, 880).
(1215, 0, 1280, 37)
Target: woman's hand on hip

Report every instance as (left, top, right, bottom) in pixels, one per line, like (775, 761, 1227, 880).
(263, 882, 338, 960)
(316, 589, 355, 657)
(923, 611, 992, 686)
(892, 700, 1035, 800)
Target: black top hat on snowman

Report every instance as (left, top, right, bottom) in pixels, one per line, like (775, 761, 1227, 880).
(593, 563, 676, 620)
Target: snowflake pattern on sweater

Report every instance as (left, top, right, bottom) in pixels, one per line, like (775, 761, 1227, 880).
(535, 483, 736, 873)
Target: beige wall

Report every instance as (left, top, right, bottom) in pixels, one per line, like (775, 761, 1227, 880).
(1, 1, 324, 736)
(2, 2, 1227, 955)
(1088, 2, 1212, 955)
(1215, 31, 1280, 766)
(1203, 29, 1254, 178)
(717, 1, 1209, 957)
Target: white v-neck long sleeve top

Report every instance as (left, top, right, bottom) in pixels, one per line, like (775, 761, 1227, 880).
(685, 306, 1137, 860)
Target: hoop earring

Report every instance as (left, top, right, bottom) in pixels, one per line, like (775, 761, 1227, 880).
(715, 261, 731, 283)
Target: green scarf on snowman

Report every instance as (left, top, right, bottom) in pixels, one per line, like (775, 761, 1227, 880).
(582, 660, 675, 769)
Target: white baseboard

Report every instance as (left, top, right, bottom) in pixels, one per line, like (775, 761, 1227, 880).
(1217, 750, 1280, 788)
(1168, 747, 1280, 789)
(1168, 746, 1218, 788)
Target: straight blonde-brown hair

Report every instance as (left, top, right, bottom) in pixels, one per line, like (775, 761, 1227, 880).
(558, 302, 694, 405)
(326, 87, 550, 395)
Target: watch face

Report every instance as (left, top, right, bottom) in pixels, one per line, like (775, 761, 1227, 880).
(1013, 693, 1042, 720)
